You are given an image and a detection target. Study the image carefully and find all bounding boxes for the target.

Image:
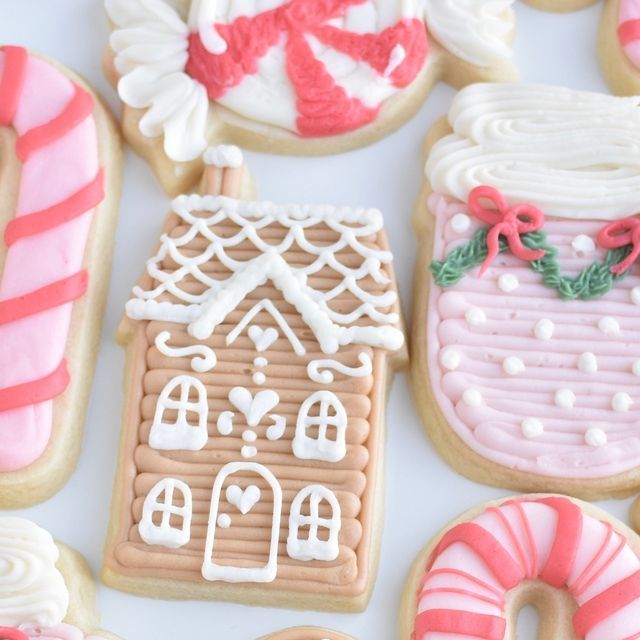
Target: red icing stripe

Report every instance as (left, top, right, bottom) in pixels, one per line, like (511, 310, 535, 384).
(0, 270, 88, 326)
(537, 497, 583, 588)
(0, 360, 69, 413)
(431, 522, 525, 589)
(0, 46, 27, 126)
(619, 20, 640, 46)
(15, 84, 93, 162)
(4, 170, 104, 245)
(573, 570, 640, 636)
(0, 628, 28, 640)
(413, 609, 505, 640)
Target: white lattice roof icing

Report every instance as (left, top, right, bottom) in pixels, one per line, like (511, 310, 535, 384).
(126, 194, 404, 354)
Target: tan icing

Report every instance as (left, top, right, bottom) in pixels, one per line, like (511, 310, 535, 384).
(104, 162, 406, 607)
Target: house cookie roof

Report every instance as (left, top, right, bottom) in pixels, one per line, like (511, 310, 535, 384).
(126, 194, 404, 354)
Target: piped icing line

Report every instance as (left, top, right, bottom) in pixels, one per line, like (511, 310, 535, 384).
(0, 46, 104, 471)
(413, 496, 640, 640)
(0, 628, 27, 640)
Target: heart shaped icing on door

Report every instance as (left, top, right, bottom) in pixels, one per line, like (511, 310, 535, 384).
(226, 484, 261, 514)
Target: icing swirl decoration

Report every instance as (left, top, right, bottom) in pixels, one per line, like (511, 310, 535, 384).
(0, 518, 69, 628)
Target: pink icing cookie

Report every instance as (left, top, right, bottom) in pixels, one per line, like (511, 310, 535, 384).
(104, 0, 519, 195)
(401, 495, 640, 640)
(0, 46, 121, 506)
(414, 82, 640, 498)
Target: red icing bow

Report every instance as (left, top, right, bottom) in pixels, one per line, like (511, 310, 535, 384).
(597, 217, 640, 275)
(468, 186, 546, 276)
(0, 628, 28, 640)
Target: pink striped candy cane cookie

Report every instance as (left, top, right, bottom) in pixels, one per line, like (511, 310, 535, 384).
(0, 47, 121, 506)
(402, 495, 640, 640)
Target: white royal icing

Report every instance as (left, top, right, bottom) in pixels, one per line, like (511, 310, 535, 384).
(155, 330, 216, 372)
(307, 352, 373, 384)
(423, 0, 514, 66)
(502, 356, 525, 375)
(534, 318, 555, 341)
(577, 352, 598, 374)
(555, 388, 576, 410)
(521, 418, 544, 439)
(0, 518, 69, 628)
(426, 84, 640, 220)
(203, 144, 243, 169)
(585, 427, 607, 447)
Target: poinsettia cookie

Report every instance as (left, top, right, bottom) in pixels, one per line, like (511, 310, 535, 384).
(260, 629, 353, 640)
(600, 0, 640, 94)
(0, 517, 118, 640)
(400, 495, 640, 639)
(413, 83, 640, 499)
(0, 46, 121, 507)
(103, 147, 406, 610)
(104, 0, 518, 195)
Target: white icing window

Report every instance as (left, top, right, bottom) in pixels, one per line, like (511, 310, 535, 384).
(287, 485, 341, 562)
(139, 478, 192, 549)
(150, 375, 209, 451)
(292, 391, 347, 462)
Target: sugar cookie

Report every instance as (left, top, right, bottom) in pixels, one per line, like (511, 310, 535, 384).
(413, 82, 640, 499)
(104, 0, 519, 195)
(102, 147, 406, 611)
(401, 494, 640, 639)
(260, 629, 353, 640)
(600, 0, 640, 94)
(0, 46, 121, 507)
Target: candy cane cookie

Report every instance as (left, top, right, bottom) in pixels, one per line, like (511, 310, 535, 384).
(104, 0, 519, 195)
(0, 46, 121, 507)
(401, 495, 640, 640)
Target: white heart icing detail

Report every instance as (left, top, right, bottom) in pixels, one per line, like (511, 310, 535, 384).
(228, 387, 279, 427)
(226, 484, 261, 515)
(248, 325, 278, 352)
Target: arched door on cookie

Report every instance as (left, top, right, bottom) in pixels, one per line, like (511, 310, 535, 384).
(202, 461, 282, 583)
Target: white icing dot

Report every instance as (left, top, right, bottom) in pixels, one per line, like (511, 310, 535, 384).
(534, 318, 555, 341)
(555, 388, 576, 409)
(217, 514, 231, 529)
(450, 213, 471, 234)
(498, 273, 519, 293)
(577, 352, 598, 374)
(632, 287, 640, 306)
(521, 418, 544, 439)
(503, 356, 525, 375)
(633, 360, 640, 377)
(585, 428, 607, 448)
(252, 372, 266, 385)
(571, 234, 596, 257)
(612, 392, 633, 412)
(242, 430, 257, 443)
(462, 388, 483, 407)
(254, 356, 268, 368)
(465, 307, 486, 327)
(598, 316, 620, 336)
(440, 350, 462, 371)
(241, 445, 258, 458)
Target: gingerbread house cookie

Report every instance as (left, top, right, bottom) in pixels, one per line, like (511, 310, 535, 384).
(413, 83, 640, 499)
(104, 0, 519, 195)
(103, 147, 406, 611)
(0, 46, 121, 507)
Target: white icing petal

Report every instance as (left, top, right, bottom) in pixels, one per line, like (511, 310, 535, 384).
(577, 352, 598, 374)
(426, 84, 640, 220)
(612, 392, 634, 412)
(585, 428, 607, 447)
(0, 518, 69, 627)
(498, 273, 518, 292)
(598, 316, 620, 336)
(521, 418, 544, 439)
(106, 0, 209, 161)
(555, 388, 576, 409)
(424, 0, 514, 66)
(534, 318, 555, 341)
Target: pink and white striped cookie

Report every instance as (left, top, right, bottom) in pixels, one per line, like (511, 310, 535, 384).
(0, 47, 121, 507)
(401, 495, 640, 640)
(600, 0, 640, 93)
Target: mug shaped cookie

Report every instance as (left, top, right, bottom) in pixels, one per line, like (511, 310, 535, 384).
(413, 83, 640, 499)
(102, 147, 407, 611)
(0, 46, 121, 507)
(0, 517, 118, 640)
(401, 495, 640, 639)
(104, 0, 520, 195)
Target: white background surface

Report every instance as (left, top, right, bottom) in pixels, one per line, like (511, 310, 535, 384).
(0, 1, 634, 639)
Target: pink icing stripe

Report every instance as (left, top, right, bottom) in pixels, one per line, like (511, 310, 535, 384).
(413, 497, 640, 640)
(0, 47, 26, 126)
(0, 47, 102, 471)
(619, 0, 640, 68)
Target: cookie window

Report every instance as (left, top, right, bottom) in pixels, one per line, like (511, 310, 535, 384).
(138, 478, 193, 549)
(149, 374, 209, 451)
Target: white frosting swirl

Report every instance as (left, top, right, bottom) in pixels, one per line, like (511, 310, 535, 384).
(423, 0, 514, 66)
(203, 144, 243, 168)
(0, 518, 69, 627)
(106, 0, 209, 161)
(426, 83, 640, 220)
